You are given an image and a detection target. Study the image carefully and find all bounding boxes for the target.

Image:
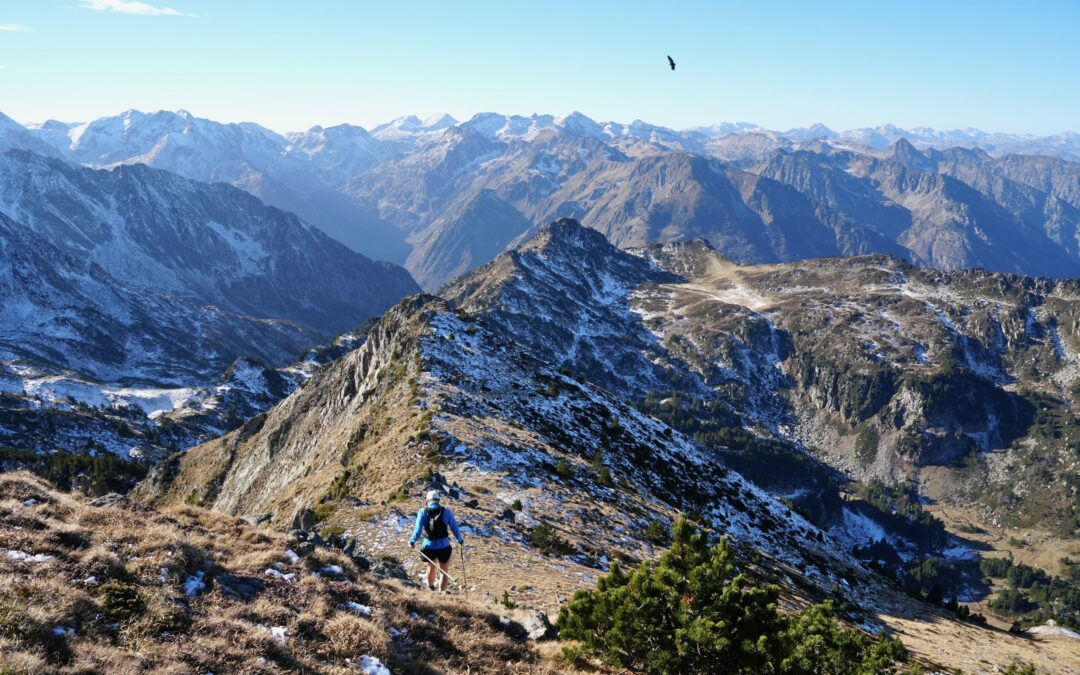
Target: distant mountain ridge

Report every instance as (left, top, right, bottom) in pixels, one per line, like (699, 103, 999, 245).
(10, 108, 1080, 290)
(0, 148, 418, 385)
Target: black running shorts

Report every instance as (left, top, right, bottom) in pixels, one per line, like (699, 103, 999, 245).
(421, 546, 452, 563)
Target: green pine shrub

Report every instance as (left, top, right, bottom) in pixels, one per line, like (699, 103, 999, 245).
(558, 517, 907, 674)
(528, 521, 574, 557)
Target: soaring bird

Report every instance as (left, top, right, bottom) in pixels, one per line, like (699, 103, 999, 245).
(667, 55, 676, 71)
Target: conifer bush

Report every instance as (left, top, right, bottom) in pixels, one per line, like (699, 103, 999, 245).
(558, 517, 907, 674)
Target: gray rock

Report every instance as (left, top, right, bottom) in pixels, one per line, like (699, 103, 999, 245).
(296, 541, 315, 556)
(519, 609, 555, 640)
(351, 554, 371, 572)
(88, 493, 127, 508)
(215, 573, 264, 601)
(286, 529, 307, 542)
(464, 498, 479, 508)
(370, 558, 408, 582)
(497, 616, 528, 640)
(309, 532, 326, 548)
(500, 508, 516, 522)
(513, 511, 539, 528)
(341, 538, 357, 556)
(292, 507, 315, 531)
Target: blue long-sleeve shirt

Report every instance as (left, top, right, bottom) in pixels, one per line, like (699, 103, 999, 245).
(409, 505, 463, 550)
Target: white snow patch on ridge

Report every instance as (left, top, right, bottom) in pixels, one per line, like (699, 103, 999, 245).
(21, 375, 201, 418)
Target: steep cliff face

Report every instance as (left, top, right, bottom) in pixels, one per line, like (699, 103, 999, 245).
(138, 295, 436, 518)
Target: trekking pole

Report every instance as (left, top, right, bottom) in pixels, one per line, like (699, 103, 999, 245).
(459, 545, 469, 600)
(417, 549, 460, 586)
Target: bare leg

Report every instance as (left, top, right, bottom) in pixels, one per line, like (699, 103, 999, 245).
(426, 562, 437, 589)
(438, 560, 450, 591)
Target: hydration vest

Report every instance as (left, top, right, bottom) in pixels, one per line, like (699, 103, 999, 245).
(422, 506, 449, 541)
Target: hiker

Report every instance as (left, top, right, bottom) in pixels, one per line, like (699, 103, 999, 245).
(409, 490, 464, 592)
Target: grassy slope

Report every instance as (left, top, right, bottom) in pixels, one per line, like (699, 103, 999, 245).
(0, 472, 561, 674)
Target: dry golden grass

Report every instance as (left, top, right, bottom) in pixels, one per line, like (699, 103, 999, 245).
(319, 614, 389, 659)
(0, 472, 563, 674)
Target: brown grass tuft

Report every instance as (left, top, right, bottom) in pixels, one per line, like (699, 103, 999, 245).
(319, 613, 390, 659)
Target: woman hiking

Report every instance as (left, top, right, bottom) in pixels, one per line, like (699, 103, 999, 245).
(409, 490, 464, 593)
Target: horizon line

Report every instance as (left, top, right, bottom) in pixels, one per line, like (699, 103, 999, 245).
(7, 107, 1077, 140)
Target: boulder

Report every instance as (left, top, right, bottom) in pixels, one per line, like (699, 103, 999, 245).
(519, 609, 555, 640)
(497, 616, 528, 640)
(513, 511, 539, 528)
(216, 573, 264, 601)
(341, 538, 357, 556)
(296, 541, 316, 556)
(88, 493, 127, 508)
(369, 558, 408, 582)
(351, 554, 372, 572)
(291, 507, 315, 531)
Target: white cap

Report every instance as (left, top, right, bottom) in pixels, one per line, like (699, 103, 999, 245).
(426, 490, 442, 502)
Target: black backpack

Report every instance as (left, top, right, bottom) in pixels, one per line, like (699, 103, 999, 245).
(422, 505, 449, 540)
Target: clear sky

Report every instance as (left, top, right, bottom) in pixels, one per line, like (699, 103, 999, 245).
(1, 0, 1077, 134)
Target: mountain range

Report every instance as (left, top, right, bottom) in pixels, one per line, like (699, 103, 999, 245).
(137, 220, 1080, 670)
(0, 148, 416, 385)
(7, 109, 1080, 292)
(3, 99, 1080, 666)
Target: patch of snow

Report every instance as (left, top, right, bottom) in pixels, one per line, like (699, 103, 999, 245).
(184, 570, 206, 596)
(940, 542, 977, 561)
(265, 568, 296, 582)
(1028, 621, 1080, 640)
(343, 601, 373, 617)
(269, 625, 288, 646)
(357, 655, 392, 675)
(5, 550, 51, 564)
(19, 374, 202, 418)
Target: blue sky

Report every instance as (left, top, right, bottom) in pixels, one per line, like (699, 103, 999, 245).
(1, 0, 1077, 134)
